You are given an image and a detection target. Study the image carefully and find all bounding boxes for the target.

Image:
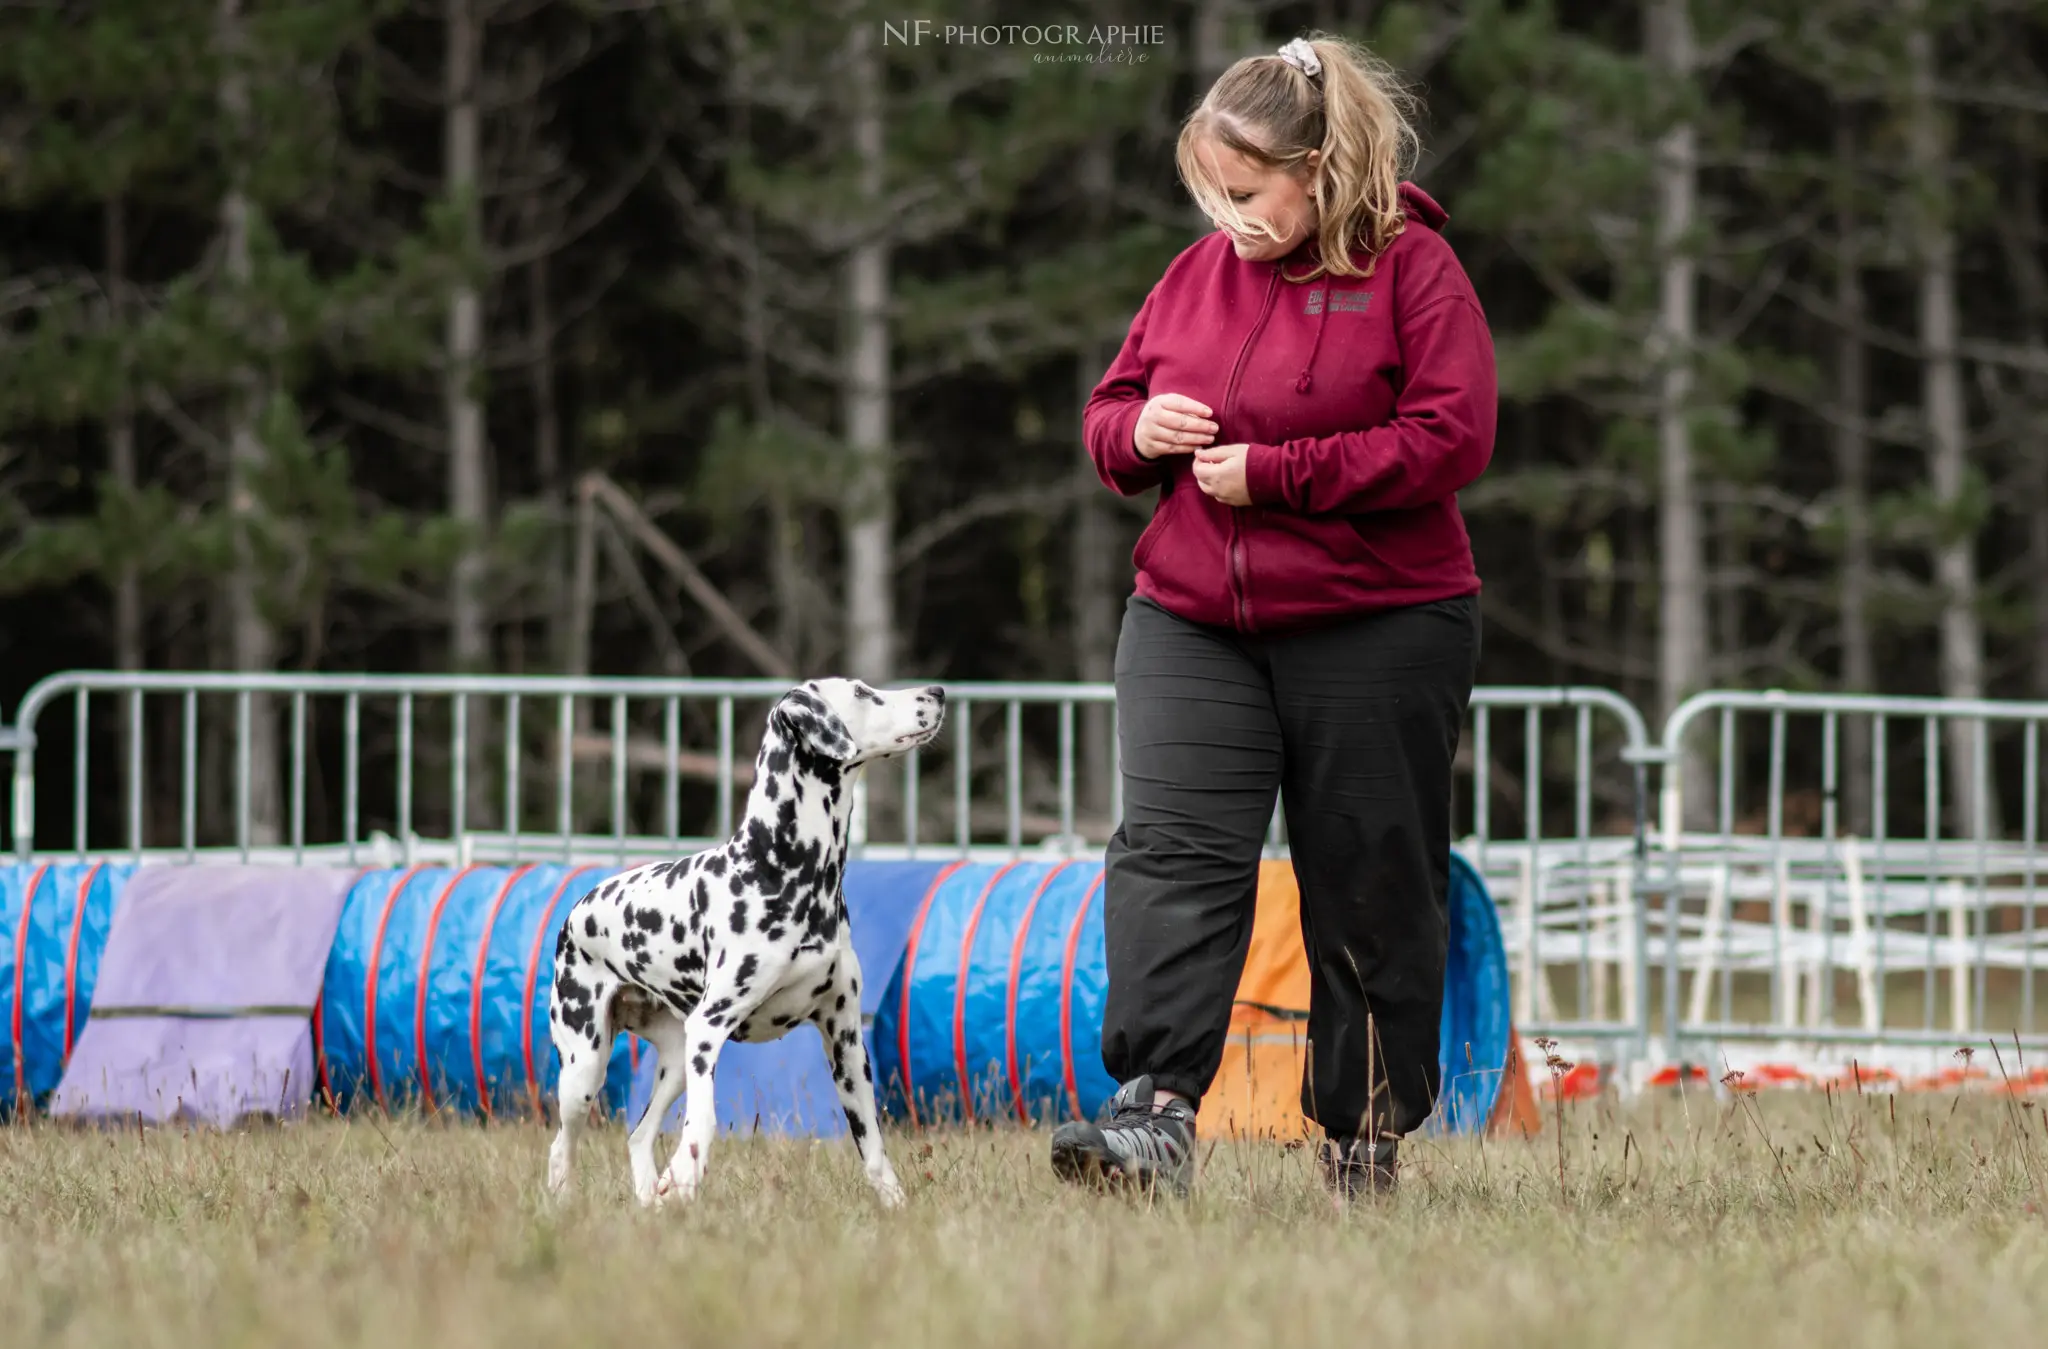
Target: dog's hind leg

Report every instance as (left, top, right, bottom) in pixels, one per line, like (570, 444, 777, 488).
(545, 952, 615, 1198)
(626, 1012, 690, 1207)
(816, 960, 905, 1208)
(653, 1009, 736, 1208)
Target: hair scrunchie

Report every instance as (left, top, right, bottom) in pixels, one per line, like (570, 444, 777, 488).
(1276, 38, 1322, 79)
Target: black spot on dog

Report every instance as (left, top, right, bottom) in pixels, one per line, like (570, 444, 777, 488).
(730, 900, 747, 934)
(583, 914, 600, 938)
(734, 953, 758, 988)
(845, 1110, 868, 1142)
(691, 1054, 707, 1076)
(835, 994, 847, 1011)
(630, 906, 662, 933)
(706, 854, 727, 878)
(553, 969, 596, 1039)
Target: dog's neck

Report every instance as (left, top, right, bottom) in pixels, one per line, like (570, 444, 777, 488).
(728, 727, 861, 908)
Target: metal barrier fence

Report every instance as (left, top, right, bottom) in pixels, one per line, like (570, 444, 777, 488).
(11, 670, 2048, 1067)
(1, 672, 1655, 1050)
(1657, 690, 2048, 1057)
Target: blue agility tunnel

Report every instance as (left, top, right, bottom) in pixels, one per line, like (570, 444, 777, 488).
(871, 859, 1118, 1128)
(0, 861, 136, 1113)
(625, 859, 951, 1135)
(871, 851, 1515, 1136)
(316, 864, 637, 1118)
(1433, 849, 1515, 1134)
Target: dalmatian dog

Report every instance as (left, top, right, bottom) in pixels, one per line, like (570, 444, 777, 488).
(544, 677, 945, 1209)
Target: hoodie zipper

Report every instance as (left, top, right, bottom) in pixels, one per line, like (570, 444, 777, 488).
(1220, 266, 1280, 633)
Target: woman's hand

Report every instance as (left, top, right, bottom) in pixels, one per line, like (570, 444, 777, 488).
(1194, 443, 1252, 507)
(1134, 393, 1218, 460)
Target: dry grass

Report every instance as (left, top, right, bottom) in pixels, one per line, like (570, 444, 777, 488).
(5, 1087, 2048, 1349)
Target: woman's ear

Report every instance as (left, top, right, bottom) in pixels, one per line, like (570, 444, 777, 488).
(771, 689, 857, 763)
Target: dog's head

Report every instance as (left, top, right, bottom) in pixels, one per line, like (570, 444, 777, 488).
(768, 678, 946, 770)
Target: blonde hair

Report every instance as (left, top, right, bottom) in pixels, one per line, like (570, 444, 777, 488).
(1175, 31, 1422, 282)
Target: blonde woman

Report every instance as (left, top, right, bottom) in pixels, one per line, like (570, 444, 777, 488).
(1054, 34, 1492, 1199)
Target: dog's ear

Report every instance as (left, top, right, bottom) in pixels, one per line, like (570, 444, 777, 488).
(772, 688, 857, 763)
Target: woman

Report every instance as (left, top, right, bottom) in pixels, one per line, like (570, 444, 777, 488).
(1050, 33, 1492, 1199)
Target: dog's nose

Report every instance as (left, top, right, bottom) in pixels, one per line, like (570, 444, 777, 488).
(926, 685, 946, 704)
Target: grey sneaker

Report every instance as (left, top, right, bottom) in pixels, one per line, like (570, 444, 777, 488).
(1050, 1076, 1198, 1196)
(1319, 1134, 1399, 1198)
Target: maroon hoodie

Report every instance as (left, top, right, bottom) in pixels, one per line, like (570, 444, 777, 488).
(1083, 181, 1494, 634)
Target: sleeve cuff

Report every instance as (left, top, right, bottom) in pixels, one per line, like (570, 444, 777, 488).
(1115, 403, 1154, 471)
(1242, 443, 1286, 508)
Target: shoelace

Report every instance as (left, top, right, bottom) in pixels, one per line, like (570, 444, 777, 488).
(1103, 1104, 1187, 1166)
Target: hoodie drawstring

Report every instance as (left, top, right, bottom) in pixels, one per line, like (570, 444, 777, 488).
(1295, 298, 1329, 394)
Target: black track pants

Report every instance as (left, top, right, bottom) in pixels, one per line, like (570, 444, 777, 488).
(1099, 592, 1480, 1139)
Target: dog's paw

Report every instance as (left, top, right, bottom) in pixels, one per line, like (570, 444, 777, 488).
(874, 1175, 907, 1209)
(652, 1168, 695, 1209)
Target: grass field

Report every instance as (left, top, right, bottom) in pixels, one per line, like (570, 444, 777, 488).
(5, 1086, 2048, 1349)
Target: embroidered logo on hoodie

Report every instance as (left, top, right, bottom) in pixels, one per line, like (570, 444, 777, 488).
(1304, 287, 1373, 315)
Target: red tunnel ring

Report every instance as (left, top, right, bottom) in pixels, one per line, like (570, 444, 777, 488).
(9, 863, 51, 1110)
(893, 860, 969, 1129)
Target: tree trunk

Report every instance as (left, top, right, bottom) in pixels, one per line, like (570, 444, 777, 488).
(445, 0, 494, 831)
(567, 477, 596, 680)
(1071, 134, 1122, 825)
(841, 16, 897, 836)
(1907, 16, 1993, 838)
(1189, 0, 1241, 239)
(1072, 344, 1118, 824)
(2003, 117, 2048, 704)
(2035, 445, 2048, 703)
(446, 0, 489, 680)
(842, 16, 894, 687)
(218, 0, 280, 847)
(105, 196, 142, 679)
(1192, 0, 1240, 88)
(530, 251, 566, 673)
(736, 92, 809, 676)
(106, 195, 144, 839)
(1832, 108, 1876, 837)
(1648, 0, 1711, 831)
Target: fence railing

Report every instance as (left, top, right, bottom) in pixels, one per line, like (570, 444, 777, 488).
(1656, 690, 2048, 1055)
(7, 671, 2048, 1066)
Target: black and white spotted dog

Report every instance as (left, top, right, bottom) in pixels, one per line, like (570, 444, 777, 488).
(544, 677, 945, 1208)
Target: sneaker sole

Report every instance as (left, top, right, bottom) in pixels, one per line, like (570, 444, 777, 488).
(1050, 1134, 1189, 1197)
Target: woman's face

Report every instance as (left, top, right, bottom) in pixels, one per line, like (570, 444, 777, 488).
(1196, 136, 1319, 261)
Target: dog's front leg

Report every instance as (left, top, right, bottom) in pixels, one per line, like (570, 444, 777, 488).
(817, 985, 905, 1208)
(653, 1011, 730, 1208)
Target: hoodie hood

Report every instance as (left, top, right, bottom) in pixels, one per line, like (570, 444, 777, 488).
(1398, 180, 1449, 231)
